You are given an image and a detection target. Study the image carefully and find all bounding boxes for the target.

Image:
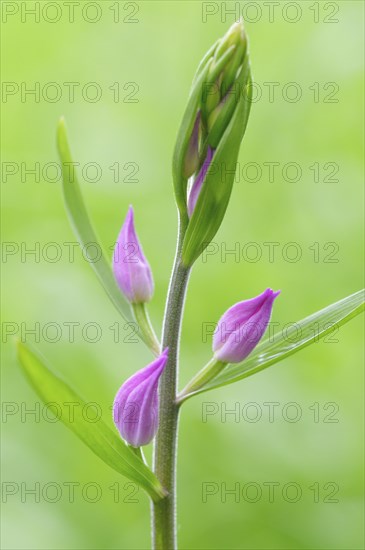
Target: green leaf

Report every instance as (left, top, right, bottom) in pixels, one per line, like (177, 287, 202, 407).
(56, 118, 132, 324)
(17, 341, 166, 502)
(182, 290, 364, 398)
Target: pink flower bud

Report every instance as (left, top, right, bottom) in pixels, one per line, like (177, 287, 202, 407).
(187, 146, 214, 217)
(113, 349, 168, 447)
(213, 288, 280, 363)
(113, 206, 154, 303)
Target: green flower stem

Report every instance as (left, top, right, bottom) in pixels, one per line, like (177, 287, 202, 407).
(132, 303, 161, 356)
(176, 357, 226, 405)
(151, 214, 190, 550)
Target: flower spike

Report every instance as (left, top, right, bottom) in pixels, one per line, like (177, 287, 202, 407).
(172, 19, 253, 265)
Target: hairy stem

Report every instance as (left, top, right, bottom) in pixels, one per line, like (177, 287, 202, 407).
(151, 215, 190, 549)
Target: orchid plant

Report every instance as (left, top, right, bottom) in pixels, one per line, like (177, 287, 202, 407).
(18, 21, 364, 550)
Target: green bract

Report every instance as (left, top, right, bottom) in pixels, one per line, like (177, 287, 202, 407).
(17, 342, 166, 502)
(179, 289, 365, 400)
(57, 118, 132, 324)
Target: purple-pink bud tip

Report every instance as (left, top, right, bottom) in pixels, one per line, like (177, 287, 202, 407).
(113, 206, 154, 303)
(213, 288, 280, 363)
(113, 349, 169, 447)
(187, 147, 215, 217)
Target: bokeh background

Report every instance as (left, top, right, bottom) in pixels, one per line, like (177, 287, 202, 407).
(2, 1, 364, 548)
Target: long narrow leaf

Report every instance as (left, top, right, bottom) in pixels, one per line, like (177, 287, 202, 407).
(17, 341, 166, 502)
(184, 290, 364, 398)
(57, 118, 132, 323)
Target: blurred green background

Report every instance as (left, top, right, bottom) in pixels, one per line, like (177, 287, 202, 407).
(2, 1, 364, 549)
